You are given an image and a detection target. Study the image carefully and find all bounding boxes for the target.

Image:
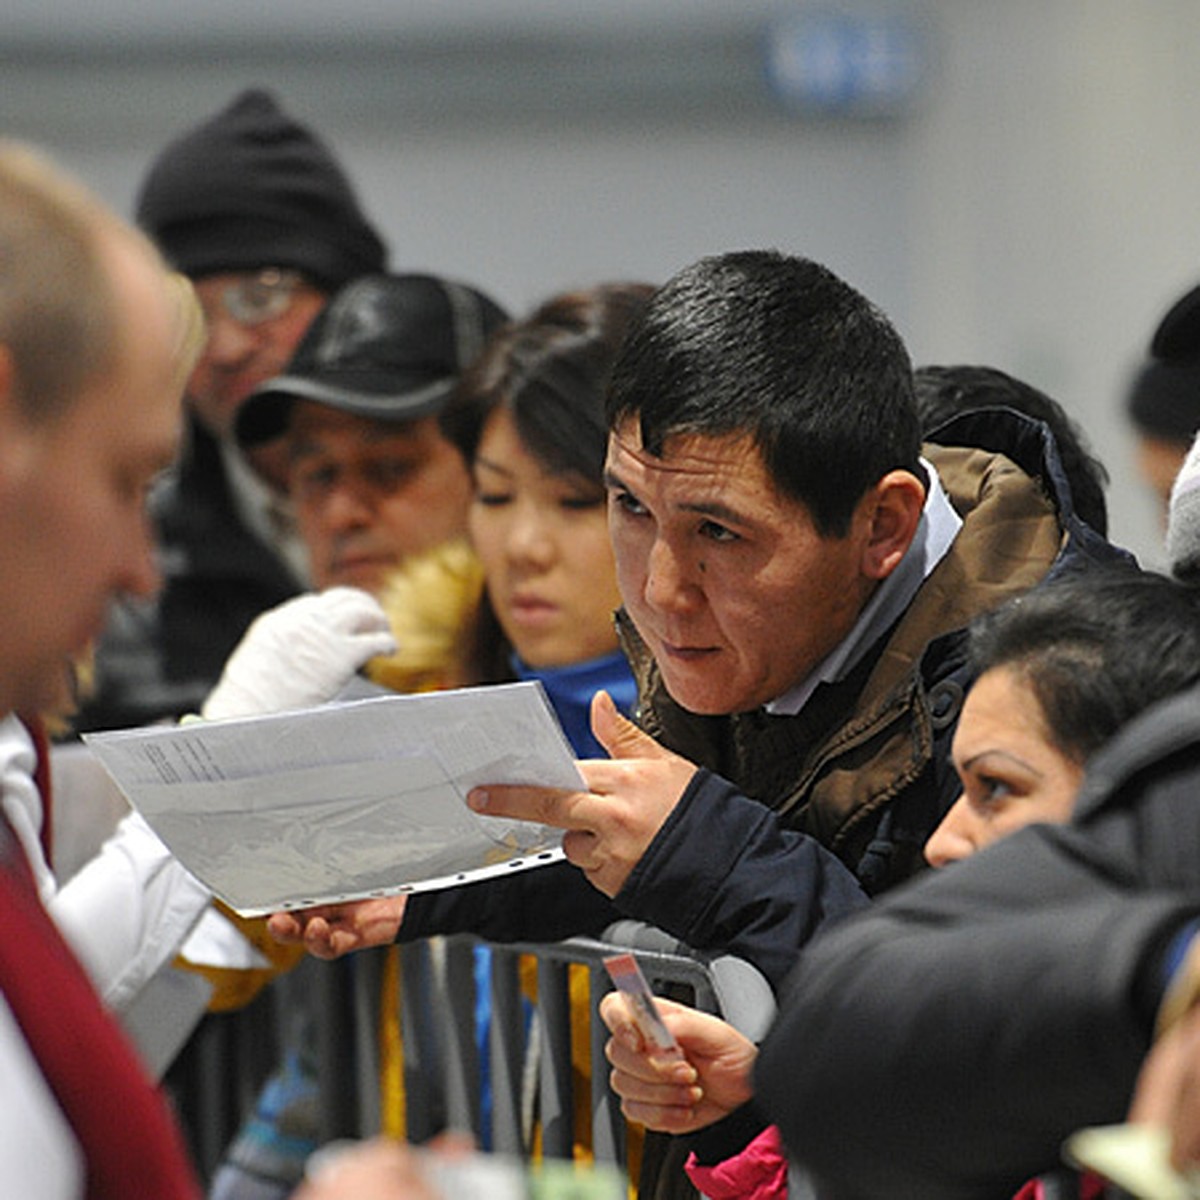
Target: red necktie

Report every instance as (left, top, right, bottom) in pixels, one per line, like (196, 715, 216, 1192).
(0, 812, 200, 1198)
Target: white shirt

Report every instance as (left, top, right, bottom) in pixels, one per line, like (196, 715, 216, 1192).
(0, 998, 83, 1200)
(0, 716, 212, 1013)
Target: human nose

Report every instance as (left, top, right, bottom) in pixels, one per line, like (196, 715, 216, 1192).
(642, 536, 698, 613)
(321, 478, 376, 532)
(201, 312, 257, 367)
(922, 795, 979, 868)
(504, 501, 555, 567)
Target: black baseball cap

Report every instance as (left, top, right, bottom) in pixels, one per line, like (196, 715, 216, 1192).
(236, 273, 509, 446)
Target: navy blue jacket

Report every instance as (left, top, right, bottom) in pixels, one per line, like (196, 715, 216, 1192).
(404, 410, 1132, 991)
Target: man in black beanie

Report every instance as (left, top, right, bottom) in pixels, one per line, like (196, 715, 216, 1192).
(1126, 280, 1200, 528)
(73, 89, 389, 735)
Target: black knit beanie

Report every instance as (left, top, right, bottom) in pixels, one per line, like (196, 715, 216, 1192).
(1127, 280, 1200, 444)
(1127, 358, 1200, 445)
(135, 88, 387, 291)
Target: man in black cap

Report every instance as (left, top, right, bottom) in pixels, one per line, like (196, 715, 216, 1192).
(74, 89, 389, 733)
(235, 273, 506, 597)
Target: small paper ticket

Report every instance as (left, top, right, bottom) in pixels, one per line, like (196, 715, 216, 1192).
(603, 952, 681, 1055)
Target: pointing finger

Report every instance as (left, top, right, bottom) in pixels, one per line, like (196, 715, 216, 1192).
(467, 784, 588, 830)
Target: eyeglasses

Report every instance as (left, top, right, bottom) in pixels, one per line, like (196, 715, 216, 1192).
(206, 268, 306, 327)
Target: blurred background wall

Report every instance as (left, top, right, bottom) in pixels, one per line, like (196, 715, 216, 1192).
(6, 0, 1199, 564)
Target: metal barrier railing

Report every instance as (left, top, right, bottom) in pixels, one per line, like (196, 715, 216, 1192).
(162, 928, 1151, 1199)
(384, 924, 778, 1167)
(164, 925, 776, 1189)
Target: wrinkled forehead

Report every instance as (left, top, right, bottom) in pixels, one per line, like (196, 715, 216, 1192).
(604, 416, 770, 489)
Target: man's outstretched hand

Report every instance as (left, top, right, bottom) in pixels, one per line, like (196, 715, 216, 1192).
(268, 896, 407, 960)
(268, 689, 698, 955)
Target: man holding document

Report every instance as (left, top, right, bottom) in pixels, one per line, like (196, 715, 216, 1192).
(268, 249, 1125, 994)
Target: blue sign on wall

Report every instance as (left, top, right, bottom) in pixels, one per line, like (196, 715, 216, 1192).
(764, 8, 925, 117)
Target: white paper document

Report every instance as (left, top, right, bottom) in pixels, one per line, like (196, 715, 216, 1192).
(82, 682, 583, 917)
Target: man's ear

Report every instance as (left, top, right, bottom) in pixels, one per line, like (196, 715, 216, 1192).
(860, 469, 926, 580)
(0, 346, 37, 490)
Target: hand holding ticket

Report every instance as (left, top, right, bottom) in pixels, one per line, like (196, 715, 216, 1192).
(599, 956, 757, 1136)
(603, 953, 682, 1057)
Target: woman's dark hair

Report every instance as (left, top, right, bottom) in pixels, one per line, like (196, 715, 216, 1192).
(967, 567, 1200, 763)
(439, 282, 655, 682)
(441, 282, 655, 489)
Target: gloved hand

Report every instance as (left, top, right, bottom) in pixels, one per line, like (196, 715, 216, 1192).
(201, 587, 398, 720)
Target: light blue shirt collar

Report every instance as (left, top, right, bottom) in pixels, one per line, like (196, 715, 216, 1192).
(765, 458, 962, 717)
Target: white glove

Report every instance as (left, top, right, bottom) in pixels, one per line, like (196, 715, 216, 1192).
(201, 587, 397, 720)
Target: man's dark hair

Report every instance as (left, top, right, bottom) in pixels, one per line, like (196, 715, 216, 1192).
(968, 567, 1200, 764)
(606, 250, 921, 537)
(914, 364, 1110, 536)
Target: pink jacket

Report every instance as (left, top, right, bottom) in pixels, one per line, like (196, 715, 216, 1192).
(684, 1125, 789, 1200)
